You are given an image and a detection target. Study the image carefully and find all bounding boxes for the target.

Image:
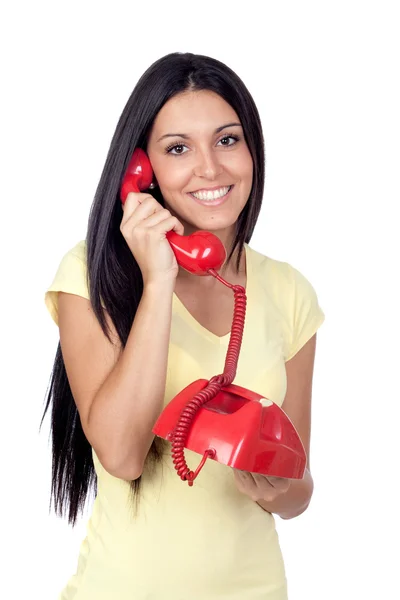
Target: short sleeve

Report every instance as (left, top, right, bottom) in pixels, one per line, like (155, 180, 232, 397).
(45, 240, 89, 325)
(284, 264, 325, 361)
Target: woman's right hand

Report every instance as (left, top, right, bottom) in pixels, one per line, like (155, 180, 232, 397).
(120, 192, 184, 286)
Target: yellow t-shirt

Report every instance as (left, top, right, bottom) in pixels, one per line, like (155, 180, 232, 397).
(45, 240, 325, 600)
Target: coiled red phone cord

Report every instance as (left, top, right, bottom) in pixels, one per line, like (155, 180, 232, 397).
(170, 269, 247, 485)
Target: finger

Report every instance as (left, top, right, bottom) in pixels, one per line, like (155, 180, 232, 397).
(252, 473, 274, 488)
(124, 193, 161, 214)
(250, 474, 279, 498)
(233, 470, 260, 501)
(152, 215, 185, 236)
(234, 470, 256, 488)
(120, 200, 166, 237)
(264, 476, 291, 490)
(121, 191, 143, 213)
(265, 476, 283, 486)
(132, 202, 165, 226)
(253, 474, 290, 493)
(139, 209, 176, 229)
(122, 195, 163, 227)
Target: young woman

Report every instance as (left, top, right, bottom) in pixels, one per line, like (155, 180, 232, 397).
(43, 52, 325, 599)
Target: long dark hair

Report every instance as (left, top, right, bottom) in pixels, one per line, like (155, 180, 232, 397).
(41, 52, 265, 525)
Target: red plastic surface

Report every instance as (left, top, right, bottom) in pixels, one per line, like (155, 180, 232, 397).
(153, 379, 306, 479)
(166, 230, 226, 275)
(120, 148, 153, 202)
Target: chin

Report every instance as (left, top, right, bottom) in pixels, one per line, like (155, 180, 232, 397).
(187, 213, 238, 233)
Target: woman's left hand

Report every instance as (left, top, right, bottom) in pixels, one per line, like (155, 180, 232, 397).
(233, 470, 291, 502)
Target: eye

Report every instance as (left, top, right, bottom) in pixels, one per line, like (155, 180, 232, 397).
(217, 135, 240, 147)
(165, 143, 189, 155)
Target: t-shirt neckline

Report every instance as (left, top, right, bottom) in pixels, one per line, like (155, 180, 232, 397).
(172, 244, 252, 345)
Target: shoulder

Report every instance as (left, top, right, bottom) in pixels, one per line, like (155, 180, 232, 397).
(68, 239, 87, 263)
(246, 244, 325, 360)
(53, 239, 88, 285)
(45, 240, 89, 325)
(50, 239, 87, 273)
(246, 243, 304, 292)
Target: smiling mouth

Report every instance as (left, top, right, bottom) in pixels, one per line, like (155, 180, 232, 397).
(189, 185, 233, 202)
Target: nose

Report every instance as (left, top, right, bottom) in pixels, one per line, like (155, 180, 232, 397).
(193, 149, 223, 180)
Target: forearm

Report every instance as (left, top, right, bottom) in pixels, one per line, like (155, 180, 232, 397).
(257, 469, 314, 520)
(88, 280, 174, 477)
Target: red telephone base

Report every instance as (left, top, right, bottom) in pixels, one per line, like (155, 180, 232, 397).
(153, 379, 307, 479)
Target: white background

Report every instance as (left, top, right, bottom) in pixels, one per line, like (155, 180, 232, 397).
(1, 1, 399, 598)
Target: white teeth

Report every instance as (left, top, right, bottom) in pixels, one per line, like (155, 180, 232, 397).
(192, 186, 230, 201)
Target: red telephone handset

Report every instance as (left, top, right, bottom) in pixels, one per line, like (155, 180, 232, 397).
(120, 149, 307, 485)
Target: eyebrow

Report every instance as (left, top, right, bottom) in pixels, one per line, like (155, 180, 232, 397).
(156, 122, 242, 143)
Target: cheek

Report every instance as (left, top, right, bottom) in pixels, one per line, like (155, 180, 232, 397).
(146, 151, 183, 190)
(242, 152, 254, 182)
(226, 149, 253, 183)
(154, 162, 189, 195)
